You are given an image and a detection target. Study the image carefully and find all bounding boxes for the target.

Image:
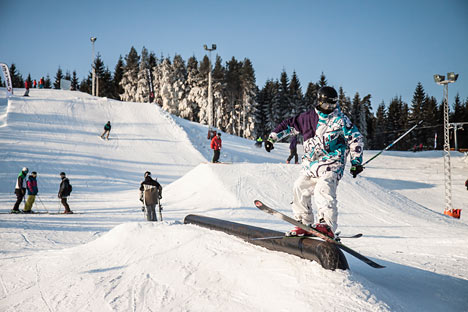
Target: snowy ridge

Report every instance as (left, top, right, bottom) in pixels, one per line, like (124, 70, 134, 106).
(0, 89, 467, 311)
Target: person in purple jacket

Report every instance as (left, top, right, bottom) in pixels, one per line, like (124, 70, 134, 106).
(265, 86, 364, 238)
(286, 135, 299, 164)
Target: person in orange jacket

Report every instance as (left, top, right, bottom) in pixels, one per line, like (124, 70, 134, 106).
(210, 132, 222, 163)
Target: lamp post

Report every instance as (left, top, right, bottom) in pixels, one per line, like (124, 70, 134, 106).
(90, 37, 97, 96)
(204, 44, 216, 128)
(433, 72, 460, 218)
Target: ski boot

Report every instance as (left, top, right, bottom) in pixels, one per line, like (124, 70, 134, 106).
(286, 226, 312, 237)
(312, 220, 335, 239)
(10, 209, 21, 214)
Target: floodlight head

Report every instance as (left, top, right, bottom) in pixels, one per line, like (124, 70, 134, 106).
(447, 72, 459, 82)
(90, 37, 97, 43)
(203, 44, 208, 50)
(433, 74, 445, 84)
(212, 44, 217, 50)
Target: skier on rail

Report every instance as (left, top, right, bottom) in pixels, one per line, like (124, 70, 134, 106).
(264, 86, 364, 238)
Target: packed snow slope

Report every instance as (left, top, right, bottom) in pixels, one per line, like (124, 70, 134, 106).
(0, 89, 467, 311)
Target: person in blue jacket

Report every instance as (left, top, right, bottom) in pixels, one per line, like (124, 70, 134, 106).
(265, 86, 364, 238)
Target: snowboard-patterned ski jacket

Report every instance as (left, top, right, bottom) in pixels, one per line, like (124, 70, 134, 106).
(272, 107, 363, 180)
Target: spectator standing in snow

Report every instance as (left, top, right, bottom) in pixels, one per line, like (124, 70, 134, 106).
(139, 171, 163, 221)
(100, 121, 111, 140)
(58, 172, 73, 214)
(265, 86, 364, 238)
(210, 132, 222, 163)
(24, 171, 38, 213)
(24, 80, 30, 96)
(33, 79, 37, 88)
(11, 167, 29, 213)
(39, 77, 44, 89)
(286, 135, 299, 164)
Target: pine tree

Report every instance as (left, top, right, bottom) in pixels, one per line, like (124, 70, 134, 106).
(120, 46, 140, 102)
(304, 82, 318, 109)
(277, 70, 291, 120)
(53, 67, 63, 89)
(421, 96, 438, 148)
(112, 56, 124, 99)
(318, 72, 327, 87)
(44, 74, 52, 89)
(93, 53, 113, 98)
(172, 54, 188, 115)
(240, 58, 257, 138)
(135, 47, 151, 103)
(182, 56, 200, 121)
(212, 55, 226, 130)
(71, 70, 79, 90)
(224, 57, 242, 134)
(373, 101, 387, 149)
(64, 71, 71, 81)
(9, 64, 23, 87)
(289, 71, 304, 115)
(338, 87, 351, 117)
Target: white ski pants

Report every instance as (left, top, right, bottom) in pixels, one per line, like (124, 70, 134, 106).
(291, 171, 338, 231)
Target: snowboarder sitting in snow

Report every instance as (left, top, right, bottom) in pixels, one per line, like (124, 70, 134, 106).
(24, 171, 38, 213)
(101, 121, 111, 140)
(58, 172, 73, 214)
(139, 171, 163, 222)
(11, 167, 29, 213)
(265, 86, 364, 238)
(210, 132, 222, 163)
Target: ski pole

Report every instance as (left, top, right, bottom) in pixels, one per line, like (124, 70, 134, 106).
(37, 195, 49, 213)
(362, 120, 423, 167)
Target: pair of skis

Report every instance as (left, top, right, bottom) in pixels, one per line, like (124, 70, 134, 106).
(254, 200, 385, 269)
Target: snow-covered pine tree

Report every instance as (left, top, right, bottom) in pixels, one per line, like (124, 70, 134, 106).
(157, 57, 178, 114)
(120, 46, 140, 102)
(212, 55, 226, 130)
(171, 54, 188, 116)
(135, 47, 150, 103)
(240, 58, 257, 138)
(224, 57, 242, 134)
(195, 55, 210, 125)
(183, 56, 200, 121)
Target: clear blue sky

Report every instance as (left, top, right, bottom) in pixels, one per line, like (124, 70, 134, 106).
(2, 0, 467, 110)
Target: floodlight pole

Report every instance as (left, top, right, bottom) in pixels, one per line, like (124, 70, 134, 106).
(204, 44, 216, 128)
(434, 73, 458, 216)
(90, 37, 97, 96)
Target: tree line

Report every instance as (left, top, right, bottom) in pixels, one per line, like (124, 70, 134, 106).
(2, 46, 468, 149)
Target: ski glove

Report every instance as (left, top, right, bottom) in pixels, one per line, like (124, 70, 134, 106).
(350, 165, 363, 178)
(264, 140, 274, 152)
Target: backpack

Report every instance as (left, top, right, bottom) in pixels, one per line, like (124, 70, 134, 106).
(68, 184, 73, 194)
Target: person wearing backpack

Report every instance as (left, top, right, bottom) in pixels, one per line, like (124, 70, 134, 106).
(58, 172, 73, 214)
(24, 171, 39, 213)
(11, 167, 29, 213)
(139, 171, 162, 221)
(100, 121, 112, 140)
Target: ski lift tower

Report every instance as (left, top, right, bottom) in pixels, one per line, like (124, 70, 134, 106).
(433, 72, 461, 218)
(204, 44, 216, 138)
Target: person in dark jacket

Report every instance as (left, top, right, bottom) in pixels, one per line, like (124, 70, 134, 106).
(139, 171, 163, 221)
(24, 171, 38, 213)
(210, 132, 222, 163)
(58, 172, 73, 214)
(101, 121, 111, 140)
(286, 135, 299, 164)
(11, 167, 29, 213)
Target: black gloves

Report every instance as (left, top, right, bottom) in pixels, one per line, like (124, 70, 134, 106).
(264, 140, 274, 152)
(350, 165, 363, 178)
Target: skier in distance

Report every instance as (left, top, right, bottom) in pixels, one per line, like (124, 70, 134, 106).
(265, 86, 364, 238)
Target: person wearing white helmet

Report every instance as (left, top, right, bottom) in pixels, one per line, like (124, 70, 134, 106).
(11, 167, 29, 213)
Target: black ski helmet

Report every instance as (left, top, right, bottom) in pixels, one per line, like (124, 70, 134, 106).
(144, 171, 151, 178)
(60, 172, 66, 177)
(316, 86, 338, 114)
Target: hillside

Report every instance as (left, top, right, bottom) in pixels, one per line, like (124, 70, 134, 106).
(0, 89, 467, 311)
